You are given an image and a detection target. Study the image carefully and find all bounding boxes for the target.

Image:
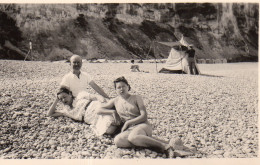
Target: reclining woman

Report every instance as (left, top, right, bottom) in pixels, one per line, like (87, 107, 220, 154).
(98, 76, 195, 158)
(47, 87, 120, 136)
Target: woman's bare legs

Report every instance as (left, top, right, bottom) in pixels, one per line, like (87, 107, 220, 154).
(114, 123, 169, 152)
(127, 123, 170, 152)
(114, 131, 135, 148)
(114, 123, 194, 157)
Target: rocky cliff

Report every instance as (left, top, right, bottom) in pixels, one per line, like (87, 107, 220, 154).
(0, 3, 258, 61)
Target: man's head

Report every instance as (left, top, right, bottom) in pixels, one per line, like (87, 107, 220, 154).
(70, 55, 82, 71)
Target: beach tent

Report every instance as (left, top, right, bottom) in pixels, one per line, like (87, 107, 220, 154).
(158, 41, 190, 74)
(158, 41, 200, 74)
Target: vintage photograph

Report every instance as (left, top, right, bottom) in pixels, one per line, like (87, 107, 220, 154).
(0, 2, 258, 160)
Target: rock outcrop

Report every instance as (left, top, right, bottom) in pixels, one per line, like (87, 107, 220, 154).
(0, 3, 258, 61)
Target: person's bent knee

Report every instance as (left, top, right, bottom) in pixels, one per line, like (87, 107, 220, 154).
(114, 134, 130, 148)
(114, 134, 123, 147)
(128, 133, 135, 142)
(96, 107, 105, 115)
(128, 134, 142, 146)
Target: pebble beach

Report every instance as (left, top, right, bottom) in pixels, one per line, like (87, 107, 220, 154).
(0, 60, 258, 159)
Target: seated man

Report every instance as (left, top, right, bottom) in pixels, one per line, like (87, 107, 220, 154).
(60, 55, 109, 99)
(130, 60, 140, 72)
(186, 46, 199, 75)
(130, 65, 140, 72)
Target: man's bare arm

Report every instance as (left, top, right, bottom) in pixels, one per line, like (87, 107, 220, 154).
(89, 80, 109, 99)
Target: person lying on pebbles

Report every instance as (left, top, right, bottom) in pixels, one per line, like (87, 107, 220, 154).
(47, 87, 121, 136)
(60, 54, 109, 99)
(98, 76, 195, 158)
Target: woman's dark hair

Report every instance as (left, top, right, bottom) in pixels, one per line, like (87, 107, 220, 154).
(57, 87, 72, 97)
(113, 76, 131, 91)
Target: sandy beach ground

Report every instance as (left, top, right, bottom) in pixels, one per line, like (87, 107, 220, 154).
(0, 60, 258, 159)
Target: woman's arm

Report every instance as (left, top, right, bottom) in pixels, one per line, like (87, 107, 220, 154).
(47, 98, 68, 118)
(56, 111, 82, 121)
(97, 107, 119, 122)
(47, 97, 81, 121)
(97, 99, 120, 124)
(100, 98, 116, 109)
(96, 99, 116, 115)
(48, 110, 82, 121)
(50, 106, 83, 121)
(47, 98, 59, 116)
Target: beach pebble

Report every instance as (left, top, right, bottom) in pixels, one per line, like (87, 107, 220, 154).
(0, 61, 258, 159)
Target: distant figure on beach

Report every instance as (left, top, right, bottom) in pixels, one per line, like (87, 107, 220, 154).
(47, 87, 121, 136)
(186, 45, 199, 75)
(130, 60, 140, 72)
(24, 39, 32, 61)
(98, 76, 195, 158)
(138, 59, 143, 63)
(60, 55, 109, 99)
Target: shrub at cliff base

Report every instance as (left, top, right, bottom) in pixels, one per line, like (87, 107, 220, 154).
(46, 48, 73, 62)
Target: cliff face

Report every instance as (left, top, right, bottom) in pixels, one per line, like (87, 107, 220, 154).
(0, 3, 258, 61)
